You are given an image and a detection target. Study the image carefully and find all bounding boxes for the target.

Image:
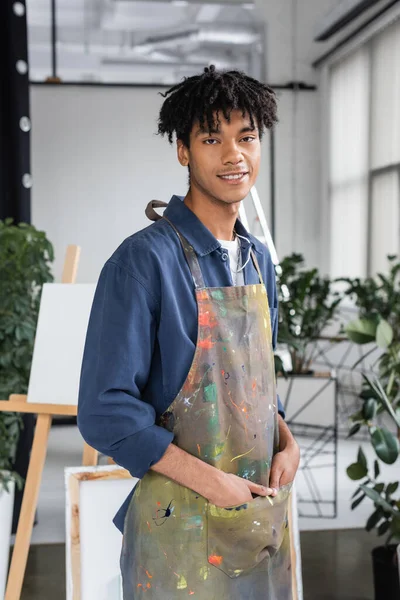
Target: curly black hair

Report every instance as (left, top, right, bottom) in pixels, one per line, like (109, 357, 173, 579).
(158, 65, 278, 147)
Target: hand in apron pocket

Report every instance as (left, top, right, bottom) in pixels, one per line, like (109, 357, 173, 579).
(206, 483, 293, 578)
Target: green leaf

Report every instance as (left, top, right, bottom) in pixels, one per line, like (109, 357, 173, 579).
(350, 410, 363, 422)
(0, 219, 54, 492)
(363, 398, 377, 420)
(363, 375, 400, 429)
(370, 427, 399, 464)
(352, 486, 364, 499)
(374, 460, 380, 479)
(360, 485, 399, 517)
(375, 319, 393, 349)
(347, 462, 368, 481)
(348, 423, 361, 438)
(366, 509, 383, 532)
(390, 517, 400, 540)
(346, 319, 377, 345)
(357, 446, 368, 471)
(351, 494, 366, 510)
(377, 521, 391, 536)
(373, 483, 385, 494)
(386, 482, 399, 496)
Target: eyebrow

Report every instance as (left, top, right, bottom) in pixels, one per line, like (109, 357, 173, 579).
(194, 125, 257, 137)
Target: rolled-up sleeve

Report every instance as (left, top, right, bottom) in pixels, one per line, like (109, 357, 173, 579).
(77, 260, 173, 478)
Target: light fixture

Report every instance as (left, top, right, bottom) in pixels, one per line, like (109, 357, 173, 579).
(19, 117, 31, 132)
(22, 174, 33, 189)
(171, 0, 189, 6)
(13, 2, 25, 17)
(16, 60, 28, 75)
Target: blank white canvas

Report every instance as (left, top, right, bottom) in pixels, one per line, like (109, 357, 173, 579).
(27, 284, 96, 405)
(65, 466, 138, 600)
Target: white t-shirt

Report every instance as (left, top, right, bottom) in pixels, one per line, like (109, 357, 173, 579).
(217, 237, 244, 286)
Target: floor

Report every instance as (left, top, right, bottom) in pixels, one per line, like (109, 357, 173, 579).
(18, 528, 379, 600)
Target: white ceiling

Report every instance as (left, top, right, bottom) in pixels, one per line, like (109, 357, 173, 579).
(27, 0, 263, 84)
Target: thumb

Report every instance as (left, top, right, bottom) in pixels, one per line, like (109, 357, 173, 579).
(246, 480, 275, 497)
(269, 466, 281, 494)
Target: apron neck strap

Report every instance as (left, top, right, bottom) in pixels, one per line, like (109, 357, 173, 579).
(146, 200, 206, 289)
(163, 216, 206, 289)
(145, 200, 265, 289)
(249, 250, 264, 286)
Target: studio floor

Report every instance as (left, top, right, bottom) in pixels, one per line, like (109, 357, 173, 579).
(18, 528, 379, 600)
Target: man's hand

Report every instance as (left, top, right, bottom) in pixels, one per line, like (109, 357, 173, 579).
(207, 472, 276, 508)
(152, 444, 277, 509)
(269, 415, 300, 491)
(151, 416, 299, 504)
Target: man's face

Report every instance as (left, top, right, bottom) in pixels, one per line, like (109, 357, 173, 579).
(177, 109, 261, 206)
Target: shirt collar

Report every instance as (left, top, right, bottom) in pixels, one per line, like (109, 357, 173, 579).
(164, 195, 260, 257)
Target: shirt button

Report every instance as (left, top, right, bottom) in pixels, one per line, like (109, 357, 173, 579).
(221, 252, 228, 261)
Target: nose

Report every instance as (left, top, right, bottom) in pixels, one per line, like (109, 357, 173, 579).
(222, 140, 244, 165)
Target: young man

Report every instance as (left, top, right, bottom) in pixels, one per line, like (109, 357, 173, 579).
(78, 65, 300, 599)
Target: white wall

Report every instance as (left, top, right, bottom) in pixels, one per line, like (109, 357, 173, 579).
(31, 86, 184, 283)
(30, 84, 270, 283)
(30, 1, 343, 282)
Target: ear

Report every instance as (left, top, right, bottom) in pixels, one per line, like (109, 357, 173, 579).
(177, 139, 190, 168)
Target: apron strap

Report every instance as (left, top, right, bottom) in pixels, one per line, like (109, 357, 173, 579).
(163, 216, 206, 289)
(145, 200, 206, 289)
(145, 200, 264, 288)
(145, 200, 168, 221)
(250, 250, 265, 286)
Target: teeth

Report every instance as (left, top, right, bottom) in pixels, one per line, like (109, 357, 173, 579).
(221, 174, 245, 180)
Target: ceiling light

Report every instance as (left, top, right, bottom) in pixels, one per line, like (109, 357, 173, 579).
(172, 1, 189, 6)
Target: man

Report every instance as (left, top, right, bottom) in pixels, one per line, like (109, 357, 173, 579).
(78, 65, 300, 599)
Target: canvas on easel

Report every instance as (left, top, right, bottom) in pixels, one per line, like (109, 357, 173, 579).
(0, 245, 100, 600)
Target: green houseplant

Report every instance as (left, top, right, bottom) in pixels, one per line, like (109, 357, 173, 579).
(276, 253, 342, 374)
(342, 256, 400, 600)
(0, 219, 54, 492)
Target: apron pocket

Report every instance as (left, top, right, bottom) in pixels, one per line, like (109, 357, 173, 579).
(206, 483, 292, 578)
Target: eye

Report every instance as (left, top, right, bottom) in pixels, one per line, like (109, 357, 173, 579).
(203, 138, 218, 145)
(241, 136, 256, 143)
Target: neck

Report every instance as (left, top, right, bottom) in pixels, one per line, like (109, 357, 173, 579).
(183, 188, 240, 241)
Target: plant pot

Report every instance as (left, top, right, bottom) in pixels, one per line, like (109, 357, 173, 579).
(0, 474, 15, 599)
(372, 545, 400, 600)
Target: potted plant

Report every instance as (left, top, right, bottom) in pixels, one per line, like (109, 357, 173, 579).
(0, 218, 54, 596)
(343, 256, 400, 600)
(275, 256, 342, 516)
(276, 253, 342, 374)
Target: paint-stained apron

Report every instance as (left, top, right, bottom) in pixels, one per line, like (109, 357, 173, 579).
(120, 201, 293, 599)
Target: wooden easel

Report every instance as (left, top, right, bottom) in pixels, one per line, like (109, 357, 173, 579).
(0, 245, 99, 600)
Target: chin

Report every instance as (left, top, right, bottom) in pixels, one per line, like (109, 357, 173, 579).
(219, 188, 251, 204)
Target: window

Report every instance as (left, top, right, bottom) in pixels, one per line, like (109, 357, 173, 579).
(328, 18, 400, 277)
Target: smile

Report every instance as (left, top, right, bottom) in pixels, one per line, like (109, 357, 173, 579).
(218, 172, 249, 184)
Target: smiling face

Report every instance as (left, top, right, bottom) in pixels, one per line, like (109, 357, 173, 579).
(177, 109, 261, 207)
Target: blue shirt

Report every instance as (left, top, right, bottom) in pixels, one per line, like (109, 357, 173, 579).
(77, 195, 284, 533)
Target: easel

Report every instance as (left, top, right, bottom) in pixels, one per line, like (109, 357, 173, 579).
(0, 245, 99, 600)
